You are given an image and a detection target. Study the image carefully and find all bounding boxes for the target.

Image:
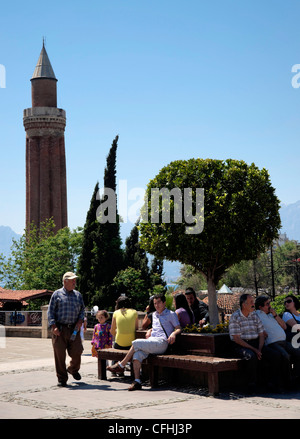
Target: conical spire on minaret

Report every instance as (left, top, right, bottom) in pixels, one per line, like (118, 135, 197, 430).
(31, 40, 57, 81)
(24, 41, 67, 233)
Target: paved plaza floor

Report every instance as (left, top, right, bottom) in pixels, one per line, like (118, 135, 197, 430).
(0, 337, 300, 423)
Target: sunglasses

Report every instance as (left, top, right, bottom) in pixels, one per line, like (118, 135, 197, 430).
(284, 299, 293, 304)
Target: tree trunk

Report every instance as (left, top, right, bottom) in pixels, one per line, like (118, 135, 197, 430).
(207, 276, 219, 327)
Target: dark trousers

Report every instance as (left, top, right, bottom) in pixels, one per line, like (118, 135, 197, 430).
(267, 340, 300, 384)
(51, 325, 83, 383)
(232, 338, 282, 389)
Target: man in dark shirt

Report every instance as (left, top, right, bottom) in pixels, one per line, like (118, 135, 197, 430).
(185, 287, 209, 326)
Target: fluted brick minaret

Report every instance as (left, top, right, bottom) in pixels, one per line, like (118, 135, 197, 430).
(23, 42, 67, 233)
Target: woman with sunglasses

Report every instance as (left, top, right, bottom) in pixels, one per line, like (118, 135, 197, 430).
(282, 295, 300, 340)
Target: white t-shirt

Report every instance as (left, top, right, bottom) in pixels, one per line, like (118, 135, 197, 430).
(282, 311, 300, 324)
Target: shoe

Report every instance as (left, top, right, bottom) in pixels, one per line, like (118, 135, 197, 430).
(57, 381, 67, 387)
(107, 363, 124, 374)
(128, 381, 142, 391)
(67, 368, 81, 380)
(72, 372, 81, 380)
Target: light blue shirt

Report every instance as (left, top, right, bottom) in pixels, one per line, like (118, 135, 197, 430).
(151, 308, 180, 340)
(256, 310, 286, 345)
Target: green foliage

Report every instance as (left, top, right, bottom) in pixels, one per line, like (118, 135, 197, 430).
(222, 240, 300, 294)
(112, 267, 149, 310)
(0, 219, 82, 291)
(271, 294, 300, 316)
(177, 264, 208, 291)
(139, 158, 281, 325)
(165, 292, 175, 310)
(77, 136, 124, 307)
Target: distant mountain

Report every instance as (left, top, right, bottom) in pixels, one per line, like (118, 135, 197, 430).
(163, 260, 182, 284)
(0, 226, 21, 257)
(280, 201, 300, 242)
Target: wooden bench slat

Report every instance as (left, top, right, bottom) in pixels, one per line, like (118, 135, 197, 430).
(97, 347, 242, 395)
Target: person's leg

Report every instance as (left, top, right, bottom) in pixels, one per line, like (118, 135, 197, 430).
(267, 341, 292, 388)
(232, 342, 259, 392)
(284, 341, 300, 382)
(52, 328, 68, 385)
(107, 338, 168, 390)
(261, 344, 282, 391)
(107, 344, 136, 373)
(67, 329, 84, 379)
(128, 338, 168, 390)
(111, 342, 131, 376)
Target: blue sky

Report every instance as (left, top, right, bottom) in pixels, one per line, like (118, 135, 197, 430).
(1, 0, 300, 241)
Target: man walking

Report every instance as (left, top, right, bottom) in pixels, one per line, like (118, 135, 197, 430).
(48, 272, 85, 386)
(107, 293, 181, 391)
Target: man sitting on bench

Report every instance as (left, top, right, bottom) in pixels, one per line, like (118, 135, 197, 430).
(107, 293, 182, 391)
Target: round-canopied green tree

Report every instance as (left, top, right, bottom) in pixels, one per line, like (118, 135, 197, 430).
(139, 158, 281, 326)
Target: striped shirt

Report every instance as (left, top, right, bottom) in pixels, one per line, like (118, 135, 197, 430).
(48, 287, 85, 327)
(229, 308, 264, 341)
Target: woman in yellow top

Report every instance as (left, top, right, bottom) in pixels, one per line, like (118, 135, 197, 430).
(111, 296, 138, 350)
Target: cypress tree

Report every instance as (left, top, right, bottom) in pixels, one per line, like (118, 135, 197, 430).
(124, 221, 150, 287)
(77, 135, 124, 307)
(77, 182, 101, 305)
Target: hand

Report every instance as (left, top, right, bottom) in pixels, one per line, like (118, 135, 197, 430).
(167, 333, 176, 345)
(253, 348, 262, 360)
(199, 319, 206, 327)
(145, 329, 152, 339)
(52, 326, 61, 336)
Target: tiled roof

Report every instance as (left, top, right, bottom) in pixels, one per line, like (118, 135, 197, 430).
(202, 293, 241, 315)
(0, 287, 52, 303)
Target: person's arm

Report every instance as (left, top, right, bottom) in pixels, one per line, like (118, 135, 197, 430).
(270, 308, 286, 330)
(175, 310, 181, 324)
(107, 323, 113, 348)
(258, 331, 265, 354)
(198, 302, 209, 326)
(75, 319, 83, 331)
(48, 293, 61, 335)
(141, 315, 151, 330)
(146, 328, 152, 338)
(110, 316, 116, 337)
(167, 325, 182, 344)
(286, 318, 298, 328)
